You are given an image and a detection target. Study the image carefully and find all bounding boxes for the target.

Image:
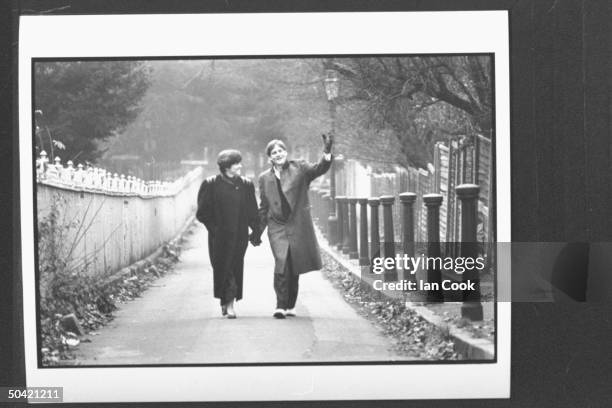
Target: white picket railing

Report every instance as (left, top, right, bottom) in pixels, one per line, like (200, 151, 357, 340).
(36, 150, 206, 278)
(35, 150, 201, 196)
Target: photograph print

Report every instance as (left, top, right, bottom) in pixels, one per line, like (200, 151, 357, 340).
(18, 10, 512, 402)
(33, 54, 497, 367)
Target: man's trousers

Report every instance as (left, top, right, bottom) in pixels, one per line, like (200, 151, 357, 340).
(274, 249, 299, 309)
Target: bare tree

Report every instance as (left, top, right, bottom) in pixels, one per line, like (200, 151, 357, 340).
(327, 56, 492, 167)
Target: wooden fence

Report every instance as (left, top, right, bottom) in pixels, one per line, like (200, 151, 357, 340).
(434, 134, 493, 252)
(310, 175, 485, 319)
(324, 133, 493, 252)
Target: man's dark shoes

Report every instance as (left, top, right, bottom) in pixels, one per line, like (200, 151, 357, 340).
(273, 308, 286, 319)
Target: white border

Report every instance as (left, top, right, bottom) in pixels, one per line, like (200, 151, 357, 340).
(19, 11, 510, 402)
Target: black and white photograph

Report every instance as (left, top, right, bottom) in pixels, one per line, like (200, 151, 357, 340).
(34, 54, 497, 366)
(18, 11, 511, 402)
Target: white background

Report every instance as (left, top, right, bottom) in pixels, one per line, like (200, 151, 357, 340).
(19, 11, 511, 402)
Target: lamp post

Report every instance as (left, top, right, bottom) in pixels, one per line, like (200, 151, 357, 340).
(324, 69, 339, 245)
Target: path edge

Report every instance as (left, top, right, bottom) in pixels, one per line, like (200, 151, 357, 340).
(102, 215, 197, 288)
(316, 230, 495, 360)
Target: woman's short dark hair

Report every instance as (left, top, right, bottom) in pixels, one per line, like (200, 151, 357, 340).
(265, 139, 287, 157)
(217, 149, 242, 173)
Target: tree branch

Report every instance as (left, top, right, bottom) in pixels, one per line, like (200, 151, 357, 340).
(438, 61, 479, 109)
(415, 99, 442, 112)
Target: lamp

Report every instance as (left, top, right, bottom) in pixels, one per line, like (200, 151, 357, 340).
(323, 68, 339, 245)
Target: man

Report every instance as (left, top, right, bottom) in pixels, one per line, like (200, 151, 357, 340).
(256, 135, 333, 318)
(196, 150, 260, 319)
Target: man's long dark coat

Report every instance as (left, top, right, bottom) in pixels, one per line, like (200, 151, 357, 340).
(258, 156, 331, 275)
(196, 174, 259, 301)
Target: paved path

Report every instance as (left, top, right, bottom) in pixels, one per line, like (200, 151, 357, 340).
(74, 222, 413, 365)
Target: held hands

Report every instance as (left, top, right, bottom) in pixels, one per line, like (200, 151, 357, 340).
(249, 232, 262, 247)
(322, 133, 333, 154)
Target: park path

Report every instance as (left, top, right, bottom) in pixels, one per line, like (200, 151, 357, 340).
(74, 222, 414, 365)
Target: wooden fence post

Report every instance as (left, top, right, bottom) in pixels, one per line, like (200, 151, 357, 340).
(473, 134, 480, 185)
(321, 192, 331, 238)
(334, 156, 346, 247)
(337, 197, 350, 254)
(319, 189, 327, 228)
(309, 188, 317, 222)
(368, 198, 381, 274)
(424, 193, 444, 302)
(312, 191, 320, 232)
(380, 195, 397, 282)
(456, 184, 483, 321)
(399, 192, 417, 281)
(336, 195, 346, 251)
(358, 198, 369, 266)
(347, 198, 359, 259)
(328, 157, 339, 246)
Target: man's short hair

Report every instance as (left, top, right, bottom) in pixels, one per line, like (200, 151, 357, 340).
(217, 149, 242, 173)
(265, 139, 287, 157)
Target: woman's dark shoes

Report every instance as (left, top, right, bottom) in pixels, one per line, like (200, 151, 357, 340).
(221, 305, 228, 316)
(273, 308, 286, 319)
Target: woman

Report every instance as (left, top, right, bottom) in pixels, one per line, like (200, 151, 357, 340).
(257, 135, 333, 318)
(196, 150, 260, 319)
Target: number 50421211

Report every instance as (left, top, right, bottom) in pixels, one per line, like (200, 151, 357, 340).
(2, 387, 63, 402)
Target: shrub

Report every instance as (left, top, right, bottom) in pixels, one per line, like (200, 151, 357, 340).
(37, 193, 115, 365)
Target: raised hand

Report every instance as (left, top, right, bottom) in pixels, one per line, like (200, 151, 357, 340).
(249, 232, 262, 247)
(321, 133, 333, 154)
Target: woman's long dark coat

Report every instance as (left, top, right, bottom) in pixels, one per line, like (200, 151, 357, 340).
(196, 174, 259, 301)
(258, 156, 331, 275)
